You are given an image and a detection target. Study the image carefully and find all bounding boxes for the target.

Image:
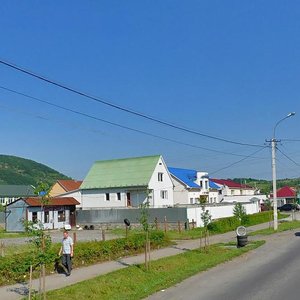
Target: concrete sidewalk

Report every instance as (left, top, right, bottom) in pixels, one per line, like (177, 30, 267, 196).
(0, 217, 294, 300)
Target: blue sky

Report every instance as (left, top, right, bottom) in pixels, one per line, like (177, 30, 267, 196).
(0, 1, 300, 180)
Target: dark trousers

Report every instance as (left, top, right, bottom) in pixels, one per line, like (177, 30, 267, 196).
(62, 254, 72, 274)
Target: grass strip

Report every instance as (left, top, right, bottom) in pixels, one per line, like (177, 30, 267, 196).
(46, 240, 265, 300)
(249, 220, 300, 236)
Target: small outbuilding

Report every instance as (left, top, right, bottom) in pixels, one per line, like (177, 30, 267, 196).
(5, 197, 79, 232)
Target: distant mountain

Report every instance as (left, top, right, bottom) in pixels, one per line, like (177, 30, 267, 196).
(0, 155, 71, 186)
(232, 177, 300, 194)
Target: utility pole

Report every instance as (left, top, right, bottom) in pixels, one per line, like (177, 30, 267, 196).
(266, 112, 295, 231)
(271, 138, 278, 230)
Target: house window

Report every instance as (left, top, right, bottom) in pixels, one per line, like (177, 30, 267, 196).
(158, 173, 163, 182)
(106, 193, 110, 201)
(44, 211, 50, 223)
(190, 198, 194, 204)
(32, 211, 38, 223)
(58, 210, 65, 222)
(161, 190, 168, 199)
(117, 192, 121, 201)
(205, 181, 208, 190)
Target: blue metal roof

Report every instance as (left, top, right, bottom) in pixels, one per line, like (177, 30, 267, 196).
(168, 167, 200, 188)
(209, 180, 220, 189)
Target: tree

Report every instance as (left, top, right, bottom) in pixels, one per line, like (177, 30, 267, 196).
(139, 193, 151, 270)
(233, 203, 248, 225)
(27, 181, 52, 300)
(199, 197, 212, 252)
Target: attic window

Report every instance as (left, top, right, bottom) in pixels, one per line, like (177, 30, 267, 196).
(158, 173, 164, 182)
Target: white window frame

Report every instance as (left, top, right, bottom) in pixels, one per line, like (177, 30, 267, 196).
(158, 172, 164, 182)
(161, 190, 168, 199)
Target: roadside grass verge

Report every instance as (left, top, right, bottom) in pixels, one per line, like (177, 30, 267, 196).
(45, 240, 265, 300)
(249, 220, 300, 236)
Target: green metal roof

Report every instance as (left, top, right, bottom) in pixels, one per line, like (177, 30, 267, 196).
(0, 185, 35, 197)
(81, 155, 161, 190)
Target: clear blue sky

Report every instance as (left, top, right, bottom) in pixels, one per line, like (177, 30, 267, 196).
(0, 1, 299, 180)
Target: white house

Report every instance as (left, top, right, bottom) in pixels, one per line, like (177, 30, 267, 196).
(168, 167, 220, 205)
(210, 178, 267, 203)
(77, 155, 174, 209)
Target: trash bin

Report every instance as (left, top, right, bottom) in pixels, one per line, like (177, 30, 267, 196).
(236, 226, 248, 248)
(237, 235, 248, 247)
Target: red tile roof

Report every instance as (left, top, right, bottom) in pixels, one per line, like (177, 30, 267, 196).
(276, 186, 296, 198)
(25, 197, 79, 206)
(58, 180, 82, 191)
(210, 179, 254, 189)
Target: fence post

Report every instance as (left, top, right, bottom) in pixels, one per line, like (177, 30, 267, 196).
(154, 217, 159, 230)
(73, 232, 77, 244)
(102, 229, 106, 241)
(0, 241, 4, 257)
(164, 216, 168, 233)
(178, 221, 181, 233)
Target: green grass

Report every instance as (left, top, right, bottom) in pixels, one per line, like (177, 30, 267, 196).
(0, 228, 29, 239)
(45, 240, 265, 300)
(249, 220, 300, 236)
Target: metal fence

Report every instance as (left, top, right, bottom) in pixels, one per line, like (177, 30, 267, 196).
(76, 207, 188, 226)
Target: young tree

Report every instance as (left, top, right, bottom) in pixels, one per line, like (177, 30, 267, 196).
(199, 197, 212, 252)
(27, 181, 52, 300)
(233, 203, 248, 225)
(139, 192, 151, 270)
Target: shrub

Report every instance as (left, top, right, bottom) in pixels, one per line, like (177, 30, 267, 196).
(0, 231, 170, 286)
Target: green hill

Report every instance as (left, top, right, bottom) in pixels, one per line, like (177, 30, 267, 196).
(0, 155, 71, 186)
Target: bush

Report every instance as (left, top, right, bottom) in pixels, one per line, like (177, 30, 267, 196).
(0, 231, 170, 286)
(207, 211, 283, 234)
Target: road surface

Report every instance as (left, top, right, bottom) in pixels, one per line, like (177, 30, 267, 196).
(147, 229, 300, 300)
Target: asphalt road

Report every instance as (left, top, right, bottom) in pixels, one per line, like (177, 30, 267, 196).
(146, 229, 300, 300)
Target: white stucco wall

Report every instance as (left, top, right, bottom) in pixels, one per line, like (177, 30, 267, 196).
(187, 202, 260, 227)
(79, 189, 127, 209)
(148, 157, 174, 207)
(221, 194, 267, 204)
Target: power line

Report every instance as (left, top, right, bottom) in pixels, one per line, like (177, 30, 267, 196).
(277, 146, 300, 167)
(209, 146, 269, 175)
(280, 139, 300, 142)
(0, 58, 265, 148)
(0, 85, 267, 159)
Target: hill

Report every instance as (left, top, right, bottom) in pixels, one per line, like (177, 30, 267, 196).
(0, 155, 71, 186)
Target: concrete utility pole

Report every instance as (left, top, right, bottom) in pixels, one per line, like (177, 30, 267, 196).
(266, 112, 295, 230)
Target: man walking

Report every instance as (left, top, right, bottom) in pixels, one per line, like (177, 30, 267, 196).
(58, 230, 74, 276)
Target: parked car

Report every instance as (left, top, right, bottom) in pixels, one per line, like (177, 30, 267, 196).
(278, 203, 300, 211)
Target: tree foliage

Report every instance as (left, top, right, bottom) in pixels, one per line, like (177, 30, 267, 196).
(0, 154, 70, 186)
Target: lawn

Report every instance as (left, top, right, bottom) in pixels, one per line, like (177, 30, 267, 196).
(249, 220, 300, 236)
(45, 240, 265, 300)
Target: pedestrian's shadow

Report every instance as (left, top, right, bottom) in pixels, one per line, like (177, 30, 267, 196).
(54, 258, 66, 274)
(294, 232, 300, 237)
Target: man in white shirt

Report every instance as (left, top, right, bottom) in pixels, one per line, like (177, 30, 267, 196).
(58, 230, 74, 276)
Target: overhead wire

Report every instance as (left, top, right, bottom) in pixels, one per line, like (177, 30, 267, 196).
(0, 58, 265, 148)
(0, 85, 266, 159)
(276, 146, 300, 167)
(209, 146, 269, 175)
